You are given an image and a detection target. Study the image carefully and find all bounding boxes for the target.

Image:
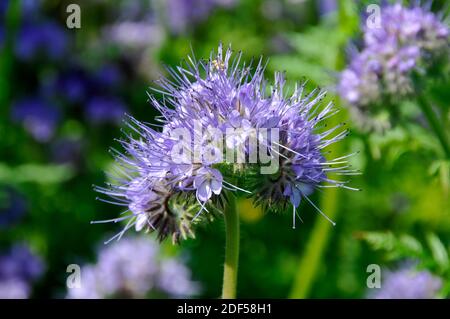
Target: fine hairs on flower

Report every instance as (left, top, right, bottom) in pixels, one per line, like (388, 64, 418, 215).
(94, 44, 358, 244)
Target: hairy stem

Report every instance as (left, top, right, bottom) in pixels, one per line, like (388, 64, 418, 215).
(221, 194, 239, 299)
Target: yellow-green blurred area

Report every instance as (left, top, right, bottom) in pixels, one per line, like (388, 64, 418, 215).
(0, 0, 449, 298)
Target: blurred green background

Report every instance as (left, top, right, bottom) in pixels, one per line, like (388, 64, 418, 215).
(0, 0, 449, 298)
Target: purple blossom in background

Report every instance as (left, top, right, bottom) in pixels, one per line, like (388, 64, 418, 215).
(0, 0, 8, 47)
(66, 237, 199, 299)
(338, 3, 449, 111)
(166, 0, 235, 34)
(86, 96, 126, 124)
(0, 0, 9, 16)
(157, 259, 200, 297)
(51, 138, 83, 165)
(95, 44, 354, 244)
(54, 69, 90, 103)
(15, 21, 68, 61)
(318, 0, 337, 17)
(93, 65, 123, 89)
(12, 97, 61, 142)
(0, 244, 44, 299)
(369, 267, 442, 299)
(0, 188, 27, 228)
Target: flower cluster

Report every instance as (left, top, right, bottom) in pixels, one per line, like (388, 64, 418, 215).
(0, 244, 44, 299)
(96, 44, 355, 244)
(66, 236, 199, 299)
(338, 3, 449, 127)
(369, 266, 442, 299)
(10, 1, 128, 143)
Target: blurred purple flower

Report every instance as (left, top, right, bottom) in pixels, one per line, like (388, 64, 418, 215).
(0, 188, 27, 228)
(166, 0, 235, 34)
(51, 138, 83, 165)
(55, 70, 90, 103)
(93, 64, 123, 89)
(67, 237, 199, 299)
(86, 96, 126, 124)
(369, 267, 442, 299)
(0, 244, 44, 281)
(318, 0, 336, 17)
(0, 279, 30, 299)
(12, 97, 61, 142)
(0, 0, 8, 17)
(338, 3, 449, 109)
(0, 244, 44, 299)
(15, 21, 68, 61)
(158, 259, 200, 297)
(103, 21, 163, 49)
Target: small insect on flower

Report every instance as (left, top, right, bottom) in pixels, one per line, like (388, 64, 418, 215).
(94, 44, 358, 244)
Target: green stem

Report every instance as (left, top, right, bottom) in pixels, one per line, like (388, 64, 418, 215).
(417, 95, 450, 159)
(289, 167, 340, 298)
(221, 194, 239, 299)
(289, 0, 352, 298)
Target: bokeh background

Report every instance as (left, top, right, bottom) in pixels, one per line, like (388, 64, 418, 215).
(0, 0, 449, 298)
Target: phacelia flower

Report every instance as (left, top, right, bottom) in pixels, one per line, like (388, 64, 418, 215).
(0, 244, 44, 299)
(338, 3, 449, 129)
(95, 44, 356, 244)
(66, 236, 199, 299)
(15, 21, 68, 61)
(368, 266, 443, 299)
(12, 97, 61, 142)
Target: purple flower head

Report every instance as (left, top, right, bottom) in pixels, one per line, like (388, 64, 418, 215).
(0, 244, 44, 282)
(0, 244, 44, 299)
(55, 69, 90, 103)
(338, 3, 449, 125)
(95, 44, 355, 243)
(67, 237, 199, 299)
(12, 97, 61, 142)
(86, 96, 127, 124)
(93, 65, 123, 89)
(369, 266, 442, 299)
(15, 21, 68, 61)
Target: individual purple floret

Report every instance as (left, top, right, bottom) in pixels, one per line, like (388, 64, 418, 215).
(12, 97, 61, 142)
(66, 236, 199, 299)
(0, 244, 44, 299)
(338, 3, 449, 116)
(95, 44, 355, 244)
(369, 267, 442, 299)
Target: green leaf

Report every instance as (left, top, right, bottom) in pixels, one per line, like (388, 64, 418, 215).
(426, 233, 449, 272)
(0, 163, 75, 185)
(358, 231, 396, 251)
(398, 234, 423, 256)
